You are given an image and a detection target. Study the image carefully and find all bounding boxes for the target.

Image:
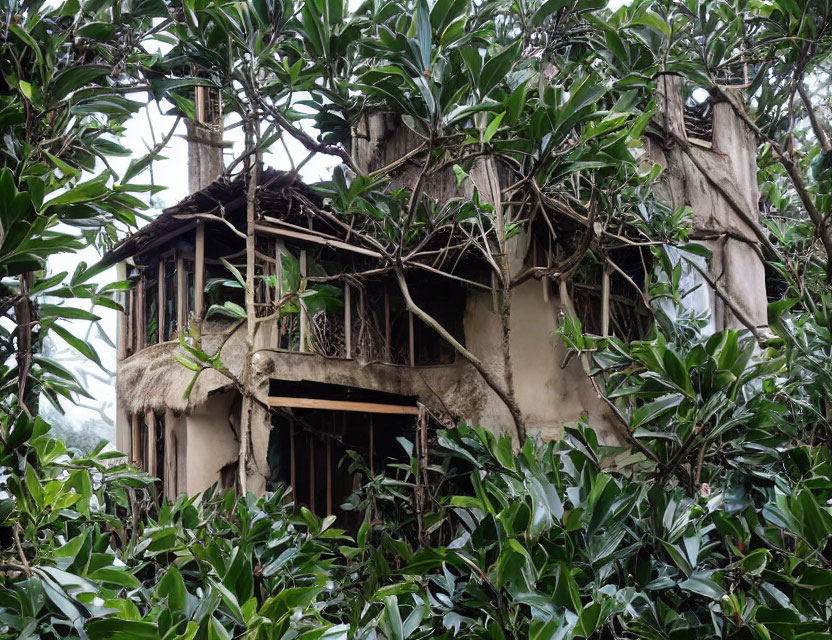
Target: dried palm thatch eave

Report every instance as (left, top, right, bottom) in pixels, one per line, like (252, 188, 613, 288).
(117, 341, 242, 416)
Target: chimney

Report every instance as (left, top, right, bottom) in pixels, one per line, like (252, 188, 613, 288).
(186, 85, 224, 192)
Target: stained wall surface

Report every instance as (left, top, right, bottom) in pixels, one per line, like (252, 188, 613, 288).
(651, 74, 768, 330)
(184, 390, 239, 495)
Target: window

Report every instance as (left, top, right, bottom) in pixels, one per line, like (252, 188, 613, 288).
(268, 409, 413, 519)
(345, 278, 464, 366)
(124, 248, 201, 353)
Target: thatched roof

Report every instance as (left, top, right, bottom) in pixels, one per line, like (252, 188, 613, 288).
(102, 168, 330, 266)
(117, 332, 245, 415)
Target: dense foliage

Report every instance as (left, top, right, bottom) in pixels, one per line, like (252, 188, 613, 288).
(4, 0, 832, 638)
(0, 0, 176, 415)
(3, 326, 832, 639)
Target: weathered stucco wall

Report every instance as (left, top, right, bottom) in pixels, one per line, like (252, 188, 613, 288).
(184, 390, 239, 496)
(461, 278, 622, 445)
(651, 74, 767, 330)
(163, 410, 187, 497)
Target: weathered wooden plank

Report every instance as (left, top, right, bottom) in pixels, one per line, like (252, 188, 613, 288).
(267, 397, 420, 415)
(194, 222, 205, 320)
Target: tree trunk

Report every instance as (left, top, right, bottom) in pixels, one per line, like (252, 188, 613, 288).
(238, 119, 260, 494)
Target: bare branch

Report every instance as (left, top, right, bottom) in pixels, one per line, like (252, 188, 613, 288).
(395, 267, 526, 442)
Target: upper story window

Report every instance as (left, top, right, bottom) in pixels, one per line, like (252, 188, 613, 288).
(123, 230, 466, 367)
(124, 238, 204, 356)
(683, 85, 713, 143)
(249, 236, 465, 366)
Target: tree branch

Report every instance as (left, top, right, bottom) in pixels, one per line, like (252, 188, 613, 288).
(797, 81, 831, 153)
(395, 267, 526, 442)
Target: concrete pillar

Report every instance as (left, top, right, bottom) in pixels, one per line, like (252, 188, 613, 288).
(186, 86, 224, 192)
(653, 74, 767, 330)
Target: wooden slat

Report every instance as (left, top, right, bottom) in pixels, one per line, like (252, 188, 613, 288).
(195, 86, 206, 123)
(146, 411, 156, 476)
(176, 254, 186, 333)
(408, 311, 415, 367)
(544, 237, 551, 303)
(369, 415, 375, 476)
(117, 263, 128, 360)
(131, 414, 140, 467)
(344, 283, 352, 358)
(138, 222, 198, 262)
(137, 277, 145, 349)
(274, 240, 283, 350)
(299, 250, 308, 352)
(158, 259, 166, 342)
(326, 436, 332, 515)
(290, 421, 296, 505)
(126, 289, 134, 354)
(384, 290, 391, 362)
(601, 266, 610, 337)
(195, 222, 205, 319)
(254, 223, 382, 258)
(309, 435, 316, 513)
(268, 397, 420, 415)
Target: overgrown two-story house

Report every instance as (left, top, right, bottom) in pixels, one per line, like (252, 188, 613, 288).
(105, 168, 626, 509)
(105, 77, 768, 513)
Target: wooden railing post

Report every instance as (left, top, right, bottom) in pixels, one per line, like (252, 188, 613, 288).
(299, 249, 308, 352)
(176, 253, 186, 334)
(158, 259, 166, 342)
(195, 222, 205, 320)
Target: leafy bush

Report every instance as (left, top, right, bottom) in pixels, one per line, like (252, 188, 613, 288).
(2, 325, 831, 639)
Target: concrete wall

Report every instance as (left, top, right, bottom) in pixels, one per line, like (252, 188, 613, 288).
(651, 74, 767, 330)
(183, 390, 240, 496)
(460, 278, 622, 445)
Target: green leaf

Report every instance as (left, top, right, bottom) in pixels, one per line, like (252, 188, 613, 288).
(43, 151, 81, 179)
(157, 566, 188, 611)
(532, 0, 569, 27)
(479, 43, 519, 97)
(88, 567, 141, 589)
(86, 619, 160, 639)
(678, 572, 725, 600)
(18, 80, 33, 100)
(45, 176, 109, 208)
(220, 258, 246, 288)
(631, 394, 683, 428)
(51, 65, 110, 101)
(8, 24, 44, 66)
(632, 12, 671, 37)
(39, 305, 101, 322)
(50, 323, 102, 367)
(662, 349, 692, 395)
(483, 111, 505, 143)
(414, 0, 433, 72)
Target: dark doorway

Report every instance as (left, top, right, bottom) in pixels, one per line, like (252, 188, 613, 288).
(266, 407, 414, 521)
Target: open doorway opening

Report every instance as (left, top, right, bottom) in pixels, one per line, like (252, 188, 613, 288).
(265, 380, 418, 521)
